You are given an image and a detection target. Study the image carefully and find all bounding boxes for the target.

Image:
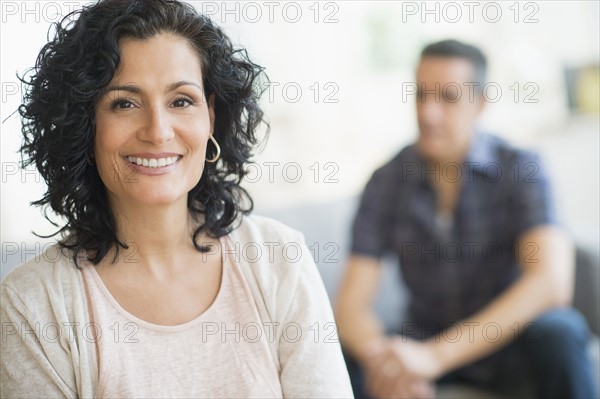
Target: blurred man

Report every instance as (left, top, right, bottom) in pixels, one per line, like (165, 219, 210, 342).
(335, 40, 598, 399)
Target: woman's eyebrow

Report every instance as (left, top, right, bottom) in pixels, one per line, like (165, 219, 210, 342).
(167, 81, 202, 92)
(106, 83, 142, 94)
(105, 81, 202, 94)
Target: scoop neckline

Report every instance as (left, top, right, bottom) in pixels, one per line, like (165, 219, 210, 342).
(85, 235, 229, 333)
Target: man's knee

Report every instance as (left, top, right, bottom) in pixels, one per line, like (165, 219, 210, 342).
(513, 308, 599, 398)
(518, 307, 591, 356)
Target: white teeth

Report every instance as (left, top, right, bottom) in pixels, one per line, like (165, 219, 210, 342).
(126, 156, 179, 168)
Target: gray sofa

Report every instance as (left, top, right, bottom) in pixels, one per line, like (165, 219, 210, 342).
(261, 196, 600, 398)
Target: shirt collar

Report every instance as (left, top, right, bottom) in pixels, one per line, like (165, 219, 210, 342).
(462, 130, 496, 174)
(404, 130, 496, 183)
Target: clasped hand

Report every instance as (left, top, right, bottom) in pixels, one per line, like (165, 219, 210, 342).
(361, 336, 443, 399)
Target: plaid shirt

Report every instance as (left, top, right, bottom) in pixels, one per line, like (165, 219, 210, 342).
(351, 132, 558, 338)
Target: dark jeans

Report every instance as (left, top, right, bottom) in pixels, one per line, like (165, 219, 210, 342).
(342, 308, 599, 399)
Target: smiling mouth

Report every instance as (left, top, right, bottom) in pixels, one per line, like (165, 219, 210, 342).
(125, 155, 182, 168)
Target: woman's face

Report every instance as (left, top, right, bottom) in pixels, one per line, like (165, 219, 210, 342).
(94, 32, 214, 209)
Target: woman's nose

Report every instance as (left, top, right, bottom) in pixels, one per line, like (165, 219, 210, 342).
(137, 106, 175, 145)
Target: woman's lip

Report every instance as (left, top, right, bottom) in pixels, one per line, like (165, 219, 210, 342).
(125, 152, 182, 159)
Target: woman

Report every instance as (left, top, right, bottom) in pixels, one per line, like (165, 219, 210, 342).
(0, 0, 353, 397)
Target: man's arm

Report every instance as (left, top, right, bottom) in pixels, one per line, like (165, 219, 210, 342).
(334, 254, 386, 364)
(336, 256, 437, 399)
(427, 224, 575, 377)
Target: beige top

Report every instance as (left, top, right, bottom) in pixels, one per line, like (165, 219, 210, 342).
(81, 234, 283, 398)
(1, 215, 354, 398)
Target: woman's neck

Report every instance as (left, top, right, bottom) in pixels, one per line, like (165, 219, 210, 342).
(105, 195, 208, 278)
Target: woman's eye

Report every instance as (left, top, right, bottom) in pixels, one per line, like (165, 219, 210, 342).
(111, 99, 134, 110)
(172, 97, 194, 108)
(109, 97, 194, 110)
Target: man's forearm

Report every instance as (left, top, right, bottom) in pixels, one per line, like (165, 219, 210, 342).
(426, 226, 575, 376)
(335, 255, 388, 365)
(336, 307, 386, 364)
(427, 270, 559, 374)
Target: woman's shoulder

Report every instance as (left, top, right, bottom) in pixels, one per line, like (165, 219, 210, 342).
(232, 213, 306, 244)
(228, 214, 325, 331)
(228, 213, 322, 301)
(1, 243, 83, 307)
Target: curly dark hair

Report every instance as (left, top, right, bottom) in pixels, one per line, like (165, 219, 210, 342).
(18, 0, 268, 267)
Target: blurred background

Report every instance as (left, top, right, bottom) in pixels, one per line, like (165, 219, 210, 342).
(2, 1, 598, 254)
(1, 1, 599, 397)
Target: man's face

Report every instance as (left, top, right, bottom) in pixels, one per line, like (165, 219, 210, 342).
(415, 56, 485, 163)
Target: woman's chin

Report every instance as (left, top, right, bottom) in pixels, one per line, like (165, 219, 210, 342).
(126, 189, 187, 207)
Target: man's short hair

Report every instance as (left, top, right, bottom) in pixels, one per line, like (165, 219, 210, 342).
(420, 39, 488, 90)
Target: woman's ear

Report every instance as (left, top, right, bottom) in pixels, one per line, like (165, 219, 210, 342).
(208, 93, 216, 134)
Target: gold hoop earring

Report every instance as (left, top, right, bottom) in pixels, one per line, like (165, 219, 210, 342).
(206, 134, 221, 163)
